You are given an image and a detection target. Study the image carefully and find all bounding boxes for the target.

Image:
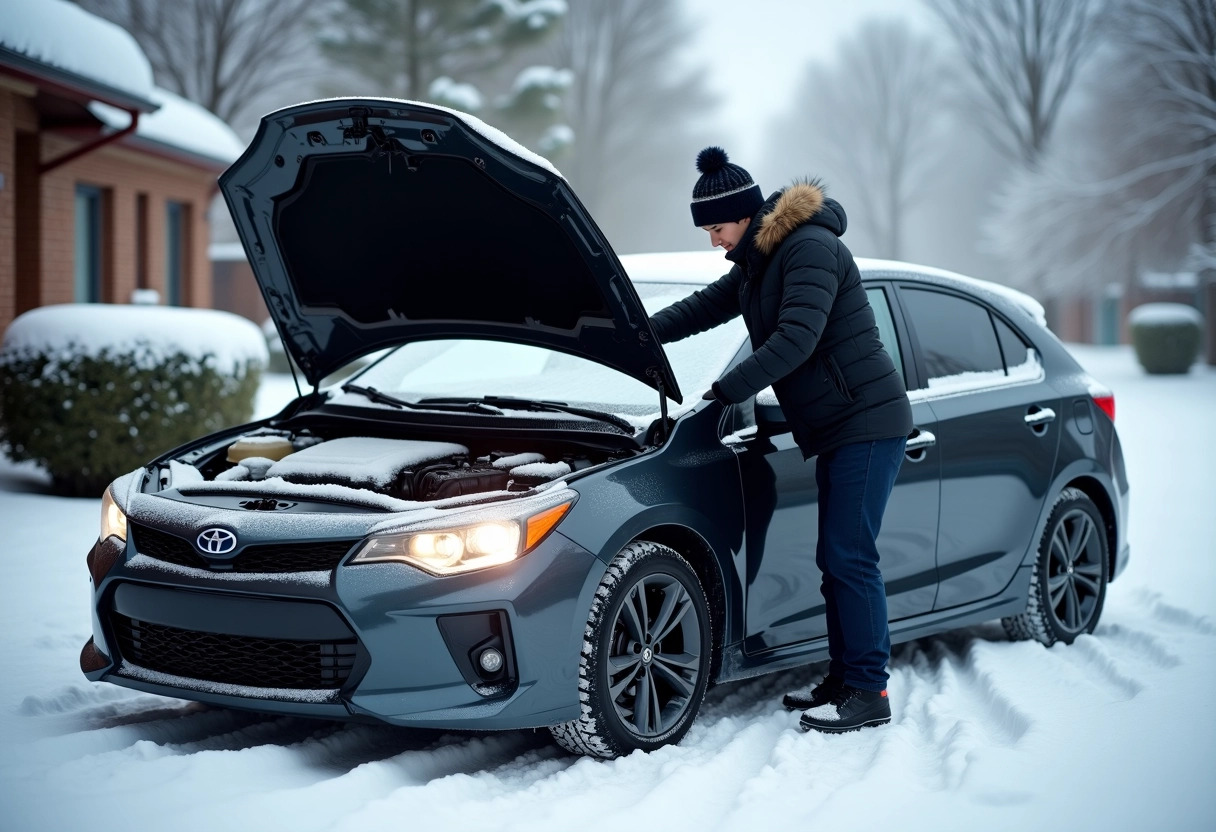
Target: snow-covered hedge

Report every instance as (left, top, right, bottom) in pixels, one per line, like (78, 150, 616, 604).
(0, 305, 267, 496)
(1128, 302, 1203, 375)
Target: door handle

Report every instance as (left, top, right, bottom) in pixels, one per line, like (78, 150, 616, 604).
(1024, 406, 1056, 433)
(905, 428, 935, 462)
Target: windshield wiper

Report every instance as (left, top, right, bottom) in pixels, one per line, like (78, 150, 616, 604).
(416, 395, 636, 434)
(340, 384, 503, 414)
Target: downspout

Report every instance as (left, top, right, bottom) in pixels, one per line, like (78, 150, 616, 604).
(39, 108, 140, 174)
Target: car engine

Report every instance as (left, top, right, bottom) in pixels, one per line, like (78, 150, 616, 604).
(168, 431, 601, 502)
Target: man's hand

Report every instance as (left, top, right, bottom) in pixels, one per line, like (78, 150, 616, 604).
(702, 382, 730, 403)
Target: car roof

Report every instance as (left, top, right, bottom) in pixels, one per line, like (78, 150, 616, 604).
(620, 251, 1046, 326)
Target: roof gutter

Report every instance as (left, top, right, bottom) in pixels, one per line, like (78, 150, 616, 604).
(0, 46, 158, 112)
(40, 109, 140, 174)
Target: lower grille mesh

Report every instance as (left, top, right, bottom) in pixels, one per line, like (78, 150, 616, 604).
(111, 614, 357, 689)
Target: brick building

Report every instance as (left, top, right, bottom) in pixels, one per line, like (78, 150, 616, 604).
(0, 1, 243, 337)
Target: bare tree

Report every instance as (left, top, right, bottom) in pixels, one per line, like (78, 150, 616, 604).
(549, 0, 711, 216)
(769, 21, 949, 260)
(77, 0, 319, 126)
(924, 0, 1102, 165)
(985, 0, 1216, 359)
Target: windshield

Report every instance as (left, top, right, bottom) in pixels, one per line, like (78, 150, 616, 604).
(343, 282, 747, 415)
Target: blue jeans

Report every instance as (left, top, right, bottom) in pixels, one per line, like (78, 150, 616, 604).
(815, 436, 906, 692)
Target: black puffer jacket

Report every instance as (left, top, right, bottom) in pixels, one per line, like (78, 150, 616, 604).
(649, 181, 912, 459)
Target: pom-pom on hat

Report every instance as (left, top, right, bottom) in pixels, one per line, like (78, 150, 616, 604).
(690, 146, 764, 226)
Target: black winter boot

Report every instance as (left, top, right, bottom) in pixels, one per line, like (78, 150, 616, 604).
(781, 674, 844, 711)
(798, 684, 891, 733)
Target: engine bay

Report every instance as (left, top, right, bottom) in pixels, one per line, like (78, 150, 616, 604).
(163, 428, 625, 504)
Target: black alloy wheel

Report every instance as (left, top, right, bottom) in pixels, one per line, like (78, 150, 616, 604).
(550, 541, 712, 758)
(1003, 487, 1109, 645)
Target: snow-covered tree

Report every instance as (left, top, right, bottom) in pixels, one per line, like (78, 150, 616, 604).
(548, 0, 713, 231)
(768, 20, 950, 261)
(924, 0, 1103, 166)
(76, 0, 319, 125)
(319, 0, 565, 101)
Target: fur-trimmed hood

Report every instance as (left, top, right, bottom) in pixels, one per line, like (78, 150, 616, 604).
(726, 180, 847, 273)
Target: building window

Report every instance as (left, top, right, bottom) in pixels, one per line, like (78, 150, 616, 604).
(74, 185, 103, 302)
(136, 193, 149, 290)
(166, 200, 188, 305)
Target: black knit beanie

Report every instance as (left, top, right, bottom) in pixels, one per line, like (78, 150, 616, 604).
(690, 146, 764, 226)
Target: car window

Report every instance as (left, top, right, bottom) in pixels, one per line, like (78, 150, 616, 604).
(900, 288, 1005, 392)
(866, 287, 904, 387)
(994, 315, 1031, 371)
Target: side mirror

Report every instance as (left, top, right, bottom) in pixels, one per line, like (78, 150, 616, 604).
(755, 388, 787, 432)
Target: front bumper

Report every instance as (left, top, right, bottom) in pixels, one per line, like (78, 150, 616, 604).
(83, 525, 605, 731)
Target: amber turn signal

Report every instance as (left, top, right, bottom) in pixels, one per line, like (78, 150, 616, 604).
(525, 501, 573, 551)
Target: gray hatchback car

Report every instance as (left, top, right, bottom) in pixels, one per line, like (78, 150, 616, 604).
(81, 98, 1129, 759)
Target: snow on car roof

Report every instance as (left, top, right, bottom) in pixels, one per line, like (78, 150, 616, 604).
(619, 251, 1046, 325)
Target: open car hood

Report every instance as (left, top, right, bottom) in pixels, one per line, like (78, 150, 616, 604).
(217, 98, 681, 403)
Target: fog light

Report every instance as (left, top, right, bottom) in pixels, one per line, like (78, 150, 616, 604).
(479, 648, 504, 673)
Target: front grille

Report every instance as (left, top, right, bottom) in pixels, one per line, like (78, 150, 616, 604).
(131, 524, 208, 569)
(131, 524, 359, 573)
(111, 613, 357, 689)
(234, 540, 359, 573)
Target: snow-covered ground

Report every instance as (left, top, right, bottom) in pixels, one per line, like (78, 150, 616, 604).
(0, 346, 1213, 831)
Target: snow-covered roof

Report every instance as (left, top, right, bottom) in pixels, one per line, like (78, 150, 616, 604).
(90, 87, 246, 167)
(0, 0, 156, 110)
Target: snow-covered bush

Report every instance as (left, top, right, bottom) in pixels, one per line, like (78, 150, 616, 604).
(1128, 302, 1203, 375)
(0, 305, 267, 496)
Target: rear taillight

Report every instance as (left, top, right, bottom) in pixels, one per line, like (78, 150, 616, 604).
(1092, 394, 1115, 423)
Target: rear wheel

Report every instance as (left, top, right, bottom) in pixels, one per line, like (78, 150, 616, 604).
(1003, 487, 1109, 645)
(550, 540, 711, 758)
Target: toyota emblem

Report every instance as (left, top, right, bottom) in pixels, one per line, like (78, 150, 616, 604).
(196, 528, 237, 554)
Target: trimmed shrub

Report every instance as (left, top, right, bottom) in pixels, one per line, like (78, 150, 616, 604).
(1, 305, 267, 497)
(1128, 303, 1204, 375)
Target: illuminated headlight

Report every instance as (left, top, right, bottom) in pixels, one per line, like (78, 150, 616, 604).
(350, 499, 574, 576)
(100, 487, 128, 543)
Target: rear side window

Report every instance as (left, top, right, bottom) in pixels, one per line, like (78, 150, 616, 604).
(901, 288, 1004, 391)
(865, 287, 905, 387)
(994, 316, 1032, 371)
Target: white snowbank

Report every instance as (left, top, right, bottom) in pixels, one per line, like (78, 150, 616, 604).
(1128, 303, 1204, 327)
(267, 437, 468, 488)
(0, 0, 155, 105)
(0, 304, 268, 375)
(90, 87, 246, 165)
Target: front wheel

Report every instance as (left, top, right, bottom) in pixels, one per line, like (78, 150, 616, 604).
(550, 541, 711, 758)
(1003, 487, 1109, 645)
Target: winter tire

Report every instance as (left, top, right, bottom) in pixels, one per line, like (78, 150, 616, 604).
(549, 540, 712, 759)
(1002, 487, 1109, 646)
